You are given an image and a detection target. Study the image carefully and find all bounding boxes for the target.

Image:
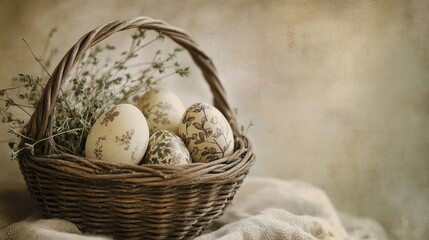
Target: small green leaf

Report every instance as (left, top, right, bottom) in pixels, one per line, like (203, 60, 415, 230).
(106, 44, 116, 50)
(199, 132, 205, 141)
(193, 122, 204, 130)
(8, 142, 15, 149)
(186, 116, 195, 127)
(157, 32, 165, 40)
(209, 147, 217, 154)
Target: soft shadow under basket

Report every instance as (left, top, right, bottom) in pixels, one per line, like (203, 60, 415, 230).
(18, 16, 255, 239)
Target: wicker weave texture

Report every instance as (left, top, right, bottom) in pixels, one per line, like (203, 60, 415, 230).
(18, 16, 255, 240)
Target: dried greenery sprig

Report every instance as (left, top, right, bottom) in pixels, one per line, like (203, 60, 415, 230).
(1, 28, 190, 160)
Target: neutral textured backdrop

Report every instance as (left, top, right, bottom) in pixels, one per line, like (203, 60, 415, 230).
(0, 0, 428, 239)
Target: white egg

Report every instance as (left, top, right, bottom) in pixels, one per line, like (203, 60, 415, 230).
(178, 103, 235, 163)
(141, 130, 191, 165)
(85, 103, 150, 165)
(137, 87, 185, 135)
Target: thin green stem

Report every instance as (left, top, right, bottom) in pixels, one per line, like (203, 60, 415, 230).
(22, 38, 51, 78)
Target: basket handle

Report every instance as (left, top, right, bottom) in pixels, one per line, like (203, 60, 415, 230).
(25, 16, 237, 153)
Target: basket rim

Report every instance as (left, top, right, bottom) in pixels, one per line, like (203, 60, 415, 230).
(20, 134, 255, 185)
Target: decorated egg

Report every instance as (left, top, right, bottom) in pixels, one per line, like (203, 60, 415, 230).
(141, 130, 191, 165)
(178, 103, 234, 163)
(85, 103, 150, 165)
(137, 87, 185, 135)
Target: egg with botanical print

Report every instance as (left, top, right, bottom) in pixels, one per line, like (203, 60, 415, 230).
(141, 130, 191, 165)
(137, 87, 186, 135)
(85, 103, 150, 165)
(179, 103, 235, 163)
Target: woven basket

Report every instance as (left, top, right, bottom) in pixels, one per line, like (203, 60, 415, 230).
(18, 16, 255, 239)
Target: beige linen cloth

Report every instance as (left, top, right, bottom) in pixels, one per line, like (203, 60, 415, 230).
(0, 177, 387, 240)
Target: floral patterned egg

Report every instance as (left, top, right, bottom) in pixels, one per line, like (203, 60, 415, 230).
(85, 103, 150, 165)
(178, 103, 235, 163)
(141, 130, 191, 165)
(137, 87, 185, 135)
